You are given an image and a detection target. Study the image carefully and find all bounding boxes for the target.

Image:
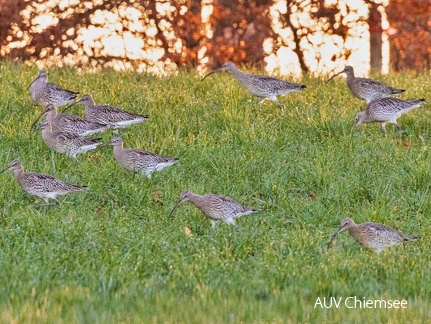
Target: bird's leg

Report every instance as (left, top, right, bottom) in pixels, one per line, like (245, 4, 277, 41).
(211, 220, 219, 229)
(35, 198, 48, 208)
(224, 218, 236, 226)
(39, 198, 58, 206)
(225, 218, 240, 232)
(50, 198, 60, 205)
(273, 98, 282, 108)
(380, 122, 387, 134)
(394, 121, 402, 133)
(271, 97, 285, 113)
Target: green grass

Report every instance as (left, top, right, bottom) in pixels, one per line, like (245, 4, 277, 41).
(0, 60, 431, 323)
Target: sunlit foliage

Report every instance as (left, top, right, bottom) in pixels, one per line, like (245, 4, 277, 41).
(0, 0, 428, 73)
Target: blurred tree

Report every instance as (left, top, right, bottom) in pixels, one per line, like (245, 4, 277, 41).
(205, 0, 275, 69)
(386, 0, 431, 72)
(0, 0, 427, 73)
(0, 1, 30, 59)
(365, 0, 383, 71)
(269, 0, 377, 74)
(0, 1, 140, 67)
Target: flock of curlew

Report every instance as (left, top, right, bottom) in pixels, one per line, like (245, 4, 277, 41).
(1, 63, 424, 253)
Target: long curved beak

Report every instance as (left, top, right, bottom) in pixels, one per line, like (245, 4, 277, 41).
(61, 101, 78, 113)
(26, 78, 37, 91)
(169, 201, 182, 218)
(326, 229, 340, 248)
(30, 110, 47, 131)
(325, 70, 344, 84)
(0, 166, 10, 175)
(103, 138, 117, 147)
(201, 70, 217, 82)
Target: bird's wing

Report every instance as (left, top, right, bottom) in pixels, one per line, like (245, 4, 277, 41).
(97, 105, 146, 121)
(47, 82, 78, 95)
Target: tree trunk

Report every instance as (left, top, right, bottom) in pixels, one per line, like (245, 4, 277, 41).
(368, 2, 383, 71)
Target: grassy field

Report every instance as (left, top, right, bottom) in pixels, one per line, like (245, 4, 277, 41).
(0, 61, 430, 323)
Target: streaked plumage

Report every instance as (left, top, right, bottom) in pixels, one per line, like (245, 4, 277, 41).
(327, 66, 404, 103)
(74, 94, 149, 129)
(169, 190, 255, 228)
(109, 137, 178, 178)
(28, 70, 79, 108)
(39, 120, 103, 159)
(32, 104, 109, 136)
(355, 97, 425, 132)
(202, 61, 306, 107)
(327, 217, 418, 253)
(0, 159, 86, 204)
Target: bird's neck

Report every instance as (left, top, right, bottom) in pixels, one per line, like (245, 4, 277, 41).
(84, 101, 96, 113)
(347, 225, 361, 240)
(113, 144, 123, 155)
(13, 168, 24, 179)
(46, 110, 58, 120)
(84, 105, 90, 117)
(229, 66, 248, 80)
(41, 127, 53, 140)
(31, 79, 46, 92)
(188, 193, 205, 207)
(345, 72, 355, 83)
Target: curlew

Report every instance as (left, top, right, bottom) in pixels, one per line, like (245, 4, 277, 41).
(355, 97, 425, 132)
(109, 137, 178, 178)
(28, 70, 79, 108)
(327, 66, 404, 104)
(38, 120, 103, 159)
(201, 61, 306, 108)
(0, 159, 87, 204)
(31, 104, 109, 136)
(169, 190, 255, 228)
(327, 217, 418, 253)
(70, 94, 149, 129)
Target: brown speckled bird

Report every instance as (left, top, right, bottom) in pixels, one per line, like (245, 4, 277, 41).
(0, 159, 86, 204)
(31, 104, 108, 136)
(28, 70, 78, 108)
(73, 94, 149, 129)
(202, 61, 306, 108)
(327, 66, 404, 104)
(169, 190, 256, 228)
(109, 137, 178, 178)
(327, 217, 418, 253)
(39, 120, 103, 159)
(355, 97, 425, 132)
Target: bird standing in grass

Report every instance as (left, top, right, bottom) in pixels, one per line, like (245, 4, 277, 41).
(31, 104, 109, 136)
(109, 137, 178, 178)
(327, 217, 418, 253)
(169, 190, 255, 228)
(354, 97, 425, 132)
(201, 61, 306, 108)
(0, 159, 87, 204)
(70, 94, 150, 129)
(326, 66, 404, 103)
(39, 120, 103, 159)
(28, 70, 79, 108)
